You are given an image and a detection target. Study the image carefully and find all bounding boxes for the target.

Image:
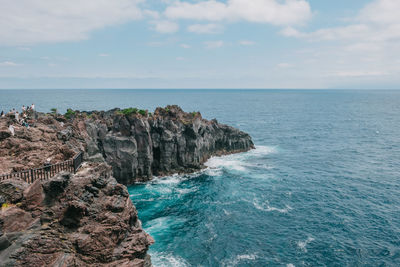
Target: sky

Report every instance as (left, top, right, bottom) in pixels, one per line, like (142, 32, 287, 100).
(0, 0, 399, 89)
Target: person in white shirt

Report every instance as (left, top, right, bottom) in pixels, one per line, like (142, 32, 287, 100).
(31, 103, 35, 110)
(22, 105, 26, 112)
(15, 111, 19, 122)
(8, 124, 14, 136)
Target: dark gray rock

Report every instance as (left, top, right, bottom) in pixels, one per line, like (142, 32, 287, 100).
(0, 180, 29, 204)
(42, 172, 70, 200)
(84, 105, 254, 184)
(57, 126, 73, 141)
(0, 130, 11, 141)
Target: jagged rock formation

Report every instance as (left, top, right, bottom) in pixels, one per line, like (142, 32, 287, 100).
(0, 115, 78, 174)
(0, 163, 153, 267)
(0, 105, 254, 266)
(81, 105, 254, 184)
(1, 106, 254, 185)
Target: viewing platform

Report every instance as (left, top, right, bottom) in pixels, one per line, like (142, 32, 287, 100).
(0, 152, 83, 184)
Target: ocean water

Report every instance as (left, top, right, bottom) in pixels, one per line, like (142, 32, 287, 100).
(1, 89, 400, 266)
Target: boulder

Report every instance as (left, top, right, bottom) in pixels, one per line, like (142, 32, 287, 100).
(0, 180, 29, 204)
(57, 127, 73, 141)
(0, 129, 11, 141)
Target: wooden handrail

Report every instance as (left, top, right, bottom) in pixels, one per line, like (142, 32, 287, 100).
(0, 152, 84, 184)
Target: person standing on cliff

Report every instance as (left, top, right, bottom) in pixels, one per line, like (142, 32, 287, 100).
(22, 105, 26, 112)
(15, 111, 20, 122)
(31, 103, 35, 110)
(8, 124, 14, 136)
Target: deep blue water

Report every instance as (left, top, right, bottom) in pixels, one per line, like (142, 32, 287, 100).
(1, 89, 400, 266)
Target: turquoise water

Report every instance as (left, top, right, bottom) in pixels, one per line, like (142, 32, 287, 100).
(1, 89, 400, 266)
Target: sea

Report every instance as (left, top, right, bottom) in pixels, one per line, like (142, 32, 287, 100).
(1, 89, 400, 266)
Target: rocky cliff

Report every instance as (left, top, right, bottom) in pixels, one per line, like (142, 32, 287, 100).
(1, 105, 254, 185)
(0, 115, 78, 174)
(0, 105, 254, 266)
(0, 163, 154, 267)
(81, 105, 254, 184)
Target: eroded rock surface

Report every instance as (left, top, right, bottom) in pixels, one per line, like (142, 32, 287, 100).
(1, 106, 254, 185)
(0, 105, 255, 266)
(0, 164, 153, 267)
(0, 114, 79, 174)
(83, 105, 254, 184)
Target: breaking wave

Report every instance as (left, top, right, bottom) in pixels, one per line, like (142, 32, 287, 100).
(150, 252, 189, 267)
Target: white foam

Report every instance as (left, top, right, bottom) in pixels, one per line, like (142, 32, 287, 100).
(153, 174, 184, 185)
(150, 252, 189, 267)
(253, 199, 292, 213)
(204, 145, 277, 174)
(223, 209, 232, 216)
(145, 216, 187, 236)
(297, 237, 315, 252)
(205, 167, 223, 177)
(205, 156, 247, 172)
(175, 187, 196, 195)
(145, 217, 170, 233)
(248, 145, 277, 157)
(222, 254, 258, 266)
(236, 254, 257, 260)
(287, 264, 296, 267)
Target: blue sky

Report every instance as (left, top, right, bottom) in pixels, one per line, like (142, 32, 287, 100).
(0, 0, 399, 89)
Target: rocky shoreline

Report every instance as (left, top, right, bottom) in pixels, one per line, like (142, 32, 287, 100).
(82, 105, 254, 184)
(0, 105, 254, 266)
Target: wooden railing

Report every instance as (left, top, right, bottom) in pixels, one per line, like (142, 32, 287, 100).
(0, 152, 84, 184)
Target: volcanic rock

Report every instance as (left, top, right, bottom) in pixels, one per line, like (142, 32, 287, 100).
(82, 105, 254, 184)
(0, 164, 153, 267)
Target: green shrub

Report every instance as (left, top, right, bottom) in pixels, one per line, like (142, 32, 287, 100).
(122, 108, 138, 116)
(50, 108, 57, 114)
(64, 109, 76, 119)
(138, 109, 147, 116)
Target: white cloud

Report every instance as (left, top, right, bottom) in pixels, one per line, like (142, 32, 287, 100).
(0, 61, 20, 67)
(239, 40, 256, 46)
(329, 71, 389, 78)
(187, 23, 223, 34)
(151, 20, 179, 33)
(279, 0, 400, 84)
(143, 9, 160, 19)
(282, 0, 400, 44)
(180, 44, 191, 49)
(165, 0, 311, 26)
(18, 47, 31, 51)
(0, 0, 144, 45)
(204, 40, 224, 49)
(277, 63, 293, 68)
(359, 0, 400, 25)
